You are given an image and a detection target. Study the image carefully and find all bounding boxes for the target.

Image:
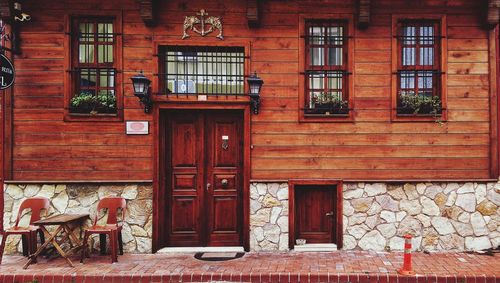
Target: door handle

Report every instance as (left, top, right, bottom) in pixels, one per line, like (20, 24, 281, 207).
(206, 183, 211, 191)
(325, 211, 334, 217)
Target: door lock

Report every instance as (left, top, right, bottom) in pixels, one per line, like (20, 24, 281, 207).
(325, 211, 334, 217)
(206, 183, 211, 191)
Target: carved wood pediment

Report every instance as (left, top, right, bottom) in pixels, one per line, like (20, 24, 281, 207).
(0, 0, 13, 21)
(357, 0, 370, 29)
(487, 0, 500, 29)
(247, 0, 260, 28)
(138, 0, 157, 26)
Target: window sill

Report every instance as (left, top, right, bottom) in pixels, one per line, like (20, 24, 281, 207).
(153, 94, 250, 104)
(300, 112, 354, 123)
(391, 112, 446, 123)
(64, 112, 123, 122)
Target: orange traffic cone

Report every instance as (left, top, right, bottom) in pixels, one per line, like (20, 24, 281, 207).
(398, 234, 416, 275)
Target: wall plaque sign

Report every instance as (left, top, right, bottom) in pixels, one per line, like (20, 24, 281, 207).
(182, 9, 223, 40)
(126, 121, 149, 135)
(0, 54, 15, 90)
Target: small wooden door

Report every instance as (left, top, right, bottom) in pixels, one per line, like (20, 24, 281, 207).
(295, 186, 337, 244)
(165, 110, 243, 247)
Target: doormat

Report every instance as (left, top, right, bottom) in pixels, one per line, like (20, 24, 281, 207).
(194, 252, 245, 261)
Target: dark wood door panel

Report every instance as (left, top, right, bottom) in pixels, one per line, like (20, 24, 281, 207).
(169, 197, 202, 246)
(213, 120, 240, 167)
(173, 174, 197, 191)
(166, 112, 205, 246)
(206, 112, 243, 246)
(212, 197, 238, 231)
(213, 174, 237, 192)
(171, 197, 198, 232)
(295, 186, 336, 244)
(171, 121, 198, 167)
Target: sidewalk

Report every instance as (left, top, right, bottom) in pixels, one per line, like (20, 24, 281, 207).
(0, 251, 498, 283)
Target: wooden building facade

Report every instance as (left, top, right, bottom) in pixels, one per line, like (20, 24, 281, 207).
(0, 0, 499, 253)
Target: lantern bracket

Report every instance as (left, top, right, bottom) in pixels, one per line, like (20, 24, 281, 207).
(249, 93, 261, 115)
(246, 72, 263, 115)
(130, 71, 153, 114)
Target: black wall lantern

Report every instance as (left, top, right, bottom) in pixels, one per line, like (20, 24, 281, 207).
(130, 70, 152, 113)
(247, 72, 263, 114)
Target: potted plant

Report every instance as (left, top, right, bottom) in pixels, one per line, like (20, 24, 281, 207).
(70, 92, 116, 115)
(308, 92, 349, 115)
(398, 93, 442, 115)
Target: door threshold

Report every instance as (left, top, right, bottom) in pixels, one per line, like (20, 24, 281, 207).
(294, 243, 338, 252)
(157, 246, 245, 254)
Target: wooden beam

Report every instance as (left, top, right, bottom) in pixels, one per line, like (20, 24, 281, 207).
(357, 0, 370, 29)
(138, 0, 157, 26)
(488, 28, 499, 178)
(487, 0, 500, 29)
(247, 0, 260, 28)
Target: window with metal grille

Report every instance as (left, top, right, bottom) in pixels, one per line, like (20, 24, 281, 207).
(70, 17, 116, 115)
(160, 46, 245, 96)
(304, 21, 349, 116)
(397, 20, 442, 115)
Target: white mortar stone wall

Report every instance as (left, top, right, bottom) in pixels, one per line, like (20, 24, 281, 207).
(344, 182, 499, 251)
(3, 184, 153, 254)
(249, 183, 289, 251)
(250, 182, 500, 252)
(5, 182, 499, 253)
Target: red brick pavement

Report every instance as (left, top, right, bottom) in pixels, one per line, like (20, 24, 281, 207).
(0, 251, 498, 283)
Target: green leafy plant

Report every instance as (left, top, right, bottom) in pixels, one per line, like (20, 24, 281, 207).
(70, 92, 116, 115)
(309, 92, 348, 114)
(399, 93, 442, 115)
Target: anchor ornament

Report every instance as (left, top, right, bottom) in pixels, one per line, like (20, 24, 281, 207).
(182, 9, 224, 40)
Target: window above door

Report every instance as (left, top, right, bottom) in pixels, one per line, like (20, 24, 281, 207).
(158, 46, 246, 97)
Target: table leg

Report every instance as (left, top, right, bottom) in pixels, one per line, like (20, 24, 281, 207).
(41, 225, 75, 267)
(50, 236, 74, 268)
(23, 225, 63, 269)
(62, 225, 74, 249)
(52, 228, 72, 251)
(64, 223, 83, 247)
(61, 223, 85, 256)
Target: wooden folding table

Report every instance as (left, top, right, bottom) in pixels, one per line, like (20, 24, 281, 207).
(23, 214, 89, 269)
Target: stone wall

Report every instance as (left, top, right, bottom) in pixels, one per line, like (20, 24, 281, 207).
(3, 183, 153, 254)
(250, 182, 500, 252)
(343, 182, 499, 251)
(4, 181, 499, 253)
(250, 183, 289, 251)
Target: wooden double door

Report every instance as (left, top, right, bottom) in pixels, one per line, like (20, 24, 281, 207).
(164, 110, 243, 247)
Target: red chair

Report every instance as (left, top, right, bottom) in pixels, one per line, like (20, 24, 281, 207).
(81, 197, 126, 263)
(0, 197, 50, 264)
